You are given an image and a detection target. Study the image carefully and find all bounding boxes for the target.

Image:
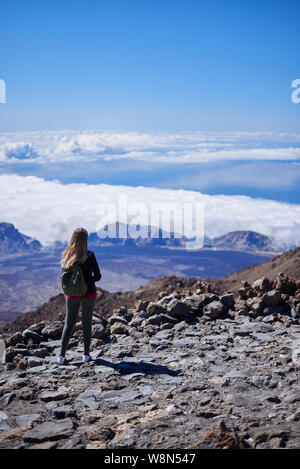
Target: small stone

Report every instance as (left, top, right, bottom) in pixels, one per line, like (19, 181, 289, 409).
(250, 425, 290, 444)
(13, 414, 41, 427)
(130, 317, 143, 328)
(263, 314, 276, 323)
(22, 419, 75, 443)
(209, 376, 229, 386)
(286, 410, 300, 422)
(0, 392, 16, 406)
(40, 390, 68, 402)
(108, 315, 128, 326)
(92, 324, 106, 339)
(30, 348, 48, 358)
(52, 406, 76, 419)
(27, 357, 44, 368)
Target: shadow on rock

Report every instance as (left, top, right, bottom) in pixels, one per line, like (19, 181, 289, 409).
(94, 357, 182, 376)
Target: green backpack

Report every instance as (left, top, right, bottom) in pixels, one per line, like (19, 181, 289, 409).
(61, 260, 88, 296)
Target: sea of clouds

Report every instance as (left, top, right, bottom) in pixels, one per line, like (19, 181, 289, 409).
(0, 173, 299, 249)
(0, 130, 299, 249)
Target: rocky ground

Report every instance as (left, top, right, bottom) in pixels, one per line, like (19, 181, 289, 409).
(0, 272, 300, 449)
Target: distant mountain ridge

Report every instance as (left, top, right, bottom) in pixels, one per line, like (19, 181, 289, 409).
(88, 222, 185, 248)
(49, 224, 288, 254)
(0, 222, 291, 255)
(0, 222, 42, 256)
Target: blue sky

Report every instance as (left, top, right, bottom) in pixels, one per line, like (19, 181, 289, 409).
(0, 1, 300, 245)
(0, 0, 299, 132)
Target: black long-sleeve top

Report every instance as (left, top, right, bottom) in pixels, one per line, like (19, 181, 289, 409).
(76, 250, 101, 294)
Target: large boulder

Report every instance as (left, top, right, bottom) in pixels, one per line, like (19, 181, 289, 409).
(135, 300, 149, 312)
(181, 295, 202, 314)
(157, 292, 181, 307)
(220, 293, 235, 310)
(3, 346, 17, 363)
(166, 299, 190, 319)
(22, 329, 43, 345)
(252, 277, 273, 292)
(198, 294, 219, 308)
(41, 321, 64, 339)
(147, 314, 163, 326)
(146, 302, 166, 316)
(262, 290, 281, 307)
(203, 301, 225, 320)
(5, 332, 23, 347)
(28, 322, 46, 335)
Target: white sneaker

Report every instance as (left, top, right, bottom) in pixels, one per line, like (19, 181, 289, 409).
(57, 356, 65, 365)
(82, 354, 92, 363)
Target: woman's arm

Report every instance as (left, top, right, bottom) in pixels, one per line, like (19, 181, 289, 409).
(90, 252, 101, 282)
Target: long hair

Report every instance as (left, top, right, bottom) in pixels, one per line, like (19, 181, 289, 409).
(61, 228, 89, 268)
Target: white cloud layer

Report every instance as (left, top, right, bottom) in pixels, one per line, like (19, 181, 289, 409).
(0, 174, 299, 249)
(0, 130, 300, 164)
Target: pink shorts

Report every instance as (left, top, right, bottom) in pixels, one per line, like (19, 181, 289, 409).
(65, 291, 97, 299)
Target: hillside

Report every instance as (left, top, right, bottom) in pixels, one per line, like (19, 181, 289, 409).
(214, 246, 300, 295)
(0, 243, 273, 323)
(0, 276, 203, 335)
(1, 245, 299, 336)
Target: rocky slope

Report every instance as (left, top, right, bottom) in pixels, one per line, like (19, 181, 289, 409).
(1, 245, 299, 336)
(0, 271, 300, 449)
(217, 246, 300, 295)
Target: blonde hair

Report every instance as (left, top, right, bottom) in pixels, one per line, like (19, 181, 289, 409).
(61, 228, 89, 268)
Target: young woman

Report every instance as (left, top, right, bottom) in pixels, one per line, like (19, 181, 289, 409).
(57, 228, 101, 365)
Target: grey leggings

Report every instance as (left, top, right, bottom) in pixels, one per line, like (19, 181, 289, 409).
(60, 296, 96, 357)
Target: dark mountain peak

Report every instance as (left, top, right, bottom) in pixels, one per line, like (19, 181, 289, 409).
(204, 230, 277, 253)
(0, 222, 42, 256)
